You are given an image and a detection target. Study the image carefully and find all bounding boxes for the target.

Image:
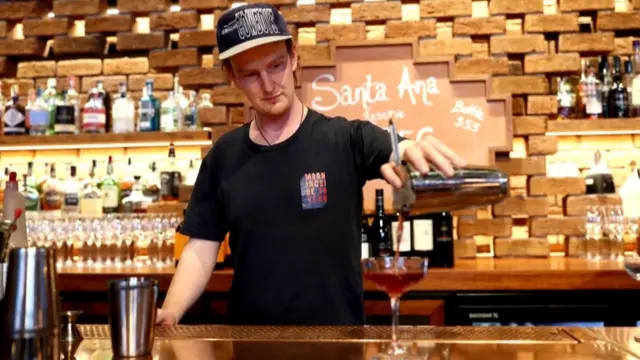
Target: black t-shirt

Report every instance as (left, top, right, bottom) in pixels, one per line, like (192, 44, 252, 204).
(180, 108, 393, 326)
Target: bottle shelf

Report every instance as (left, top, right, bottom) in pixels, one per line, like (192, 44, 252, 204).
(546, 118, 640, 136)
(0, 130, 213, 151)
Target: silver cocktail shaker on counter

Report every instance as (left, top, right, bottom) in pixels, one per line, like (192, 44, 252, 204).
(388, 120, 509, 215)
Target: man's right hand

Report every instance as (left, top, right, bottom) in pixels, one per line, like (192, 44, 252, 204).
(156, 308, 177, 326)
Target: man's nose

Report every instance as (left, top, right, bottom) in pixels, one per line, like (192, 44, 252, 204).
(259, 72, 275, 93)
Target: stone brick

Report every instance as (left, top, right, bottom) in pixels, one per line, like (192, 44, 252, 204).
(85, 14, 133, 33)
(455, 57, 510, 75)
(178, 67, 227, 86)
(150, 48, 200, 69)
(0, 1, 47, 20)
(57, 59, 102, 76)
(494, 238, 549, 257)
(564, 194, 622, 216)
(491, 75, 549, 95)
(17, 61, 57, 78)
(458, 217, 512, 237)
(524, 13, 579, 33)
(490, 34, 546, 54)
(385, 20, 436, 38)
(530, 217, 584, 237)
(0, 21, 6, 38)
(117, 32, 167, 51)
(23, 17, 71, 37)
(528, 95, 557, 114)
(527, 135, 558, 155)
(229, 106, 245, 124)
(524, 53, 581, 73)
(496, 156, 546, 175)
(420, 0, 472, 17)
(117, 0, 170, 13)
(81, 75, 127, 92)
(419, 38, 473, 56)
(52, 0, 105, 16)
(279, 5, 331, 24)
(129, 73, 174, 91)
(199, 106, 227, 125)
(513, 97, 526, 115)
(0, 57, 15, 76)
(179, 0, 229, 9)
(103, 57, 148, 75)
(558, 33, 615, 52)
(559, 0, 614, 11)
(596, 12, 640, 31)
(316, 24, 366, 42)
(53, 35, 105, 55)
(179, 29, 217, 47)
(210, 86, 246, 104)
(492, 195, 548, 216)
(298, 44, 331, 64)
(489, 0, 544, 14)
(513, 116, 546, 135)
(351, 2, 402, 22)
(0, 38, 45, 56)
(529, 176, 585, 196)
(614, 37, 634, 56)
(150, 10, 199, 30)
(453, 16, 505, 35)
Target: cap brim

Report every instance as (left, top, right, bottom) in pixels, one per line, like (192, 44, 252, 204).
(218, 35, 293, 60)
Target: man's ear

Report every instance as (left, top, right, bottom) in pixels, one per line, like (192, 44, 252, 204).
(290, 42, 298, 72)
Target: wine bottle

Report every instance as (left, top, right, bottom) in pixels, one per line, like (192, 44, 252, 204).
(412, 212, 454, 268)
(361, 212, 371, 259)
(369, 189, 392, 257)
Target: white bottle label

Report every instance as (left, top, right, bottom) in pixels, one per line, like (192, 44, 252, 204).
(413, 219, 434, 251)
(391, 220, 412, 252)
(102, 186, 119, 208)
(632, 76, 640, 106)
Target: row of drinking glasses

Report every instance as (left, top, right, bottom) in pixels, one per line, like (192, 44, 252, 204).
(584, 205, 638, 261)
(26, 212, 181, 269)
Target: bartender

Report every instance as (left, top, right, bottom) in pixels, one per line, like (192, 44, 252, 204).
(157, 3, 466, 326)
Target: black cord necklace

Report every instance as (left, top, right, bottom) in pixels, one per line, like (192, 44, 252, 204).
(254, 100, 305, 146)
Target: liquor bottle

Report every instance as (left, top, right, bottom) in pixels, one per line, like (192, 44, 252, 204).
(142, 161, 161, 202)
(41, 163, 63, 211)
(557, 76, 578, 120)
(37, 162, 50, 195)
(42, 78, 57, 134)
(122, 175, 152, 213)
(412, 212, 454, 268)
(3, 85, 26, 135)
(100, 155, 120, 214)
(160, 91, 180, 132)
(25, 161, 37, 190)
(62, 165, 80, 214)
(369, 189, 392, 257)
(631, 40, 640, 117)
(111, 82, 135, 134)
(184, 159, 198, 186)
(54, 90, 76, 135)
(199, 93, 213, 108)
(21, 173, 40, 211)
(584, 60, 603, 119)
(139, 80, 160, 132)
(361, 212, 371, 259)
(608, 56, 629, 118)
(184, 90, 198, 129)
(81, 87, 107, 133)
(599, 56, 612, 118)
(119, 157, 135, 205)
(67, 76, 80, 131)
(80, 161, 103, 217)
(29, 87, 50, 135)
(96, 80, 112, 132)
(160, 142, 182, 201)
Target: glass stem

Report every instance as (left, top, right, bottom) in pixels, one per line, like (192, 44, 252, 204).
(390, 296, 400, 344)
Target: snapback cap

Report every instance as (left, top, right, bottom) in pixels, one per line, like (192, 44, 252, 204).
(216, 3, 292, 61)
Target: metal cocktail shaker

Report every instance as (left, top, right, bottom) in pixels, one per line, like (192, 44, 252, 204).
(388, 120, 509, 215)
(393, 166, 509, 215)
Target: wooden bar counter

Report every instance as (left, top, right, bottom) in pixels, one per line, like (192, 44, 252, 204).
(67, 324, 640, 359)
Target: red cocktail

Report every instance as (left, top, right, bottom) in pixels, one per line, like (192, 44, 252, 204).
(362, 257, 429, 356)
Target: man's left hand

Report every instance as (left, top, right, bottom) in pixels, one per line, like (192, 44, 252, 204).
(381, 136, 466, 189)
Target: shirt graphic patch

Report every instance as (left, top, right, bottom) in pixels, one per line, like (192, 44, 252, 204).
(300, 172, 328, 209)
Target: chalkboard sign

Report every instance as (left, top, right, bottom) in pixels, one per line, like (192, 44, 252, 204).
(249, 39, 513, 213)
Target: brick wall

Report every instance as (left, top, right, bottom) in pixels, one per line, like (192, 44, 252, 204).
(0, 0, 635, 258)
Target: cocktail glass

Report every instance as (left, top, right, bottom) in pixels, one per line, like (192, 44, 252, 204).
(362, 256, 429, 357)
